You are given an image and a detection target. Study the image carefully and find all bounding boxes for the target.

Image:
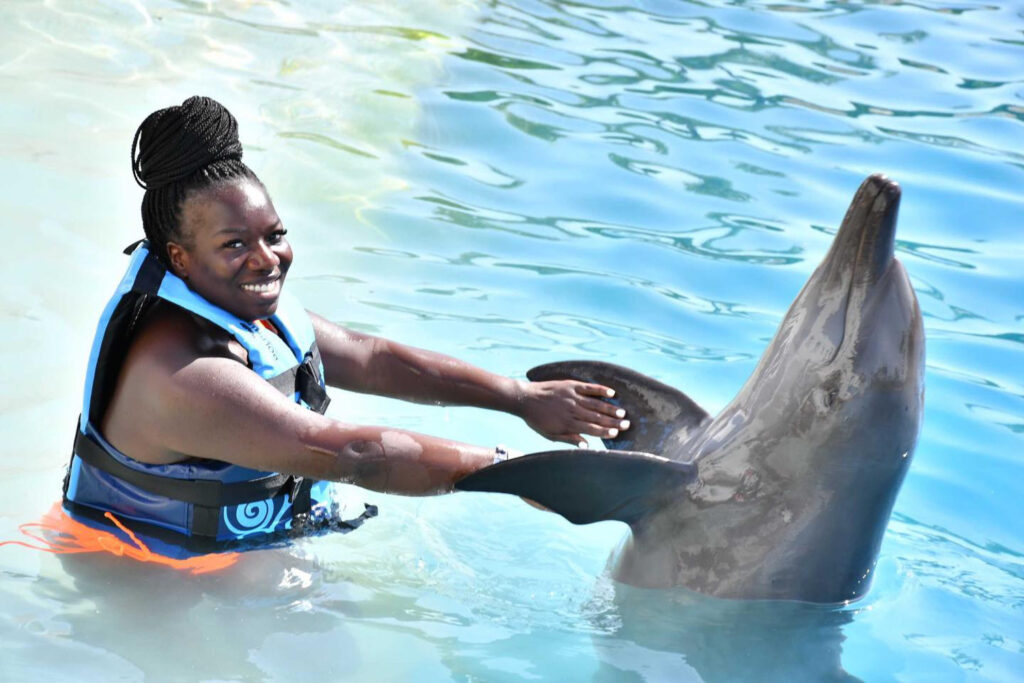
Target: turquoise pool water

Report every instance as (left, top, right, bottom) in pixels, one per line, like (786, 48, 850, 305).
(1, 0, 1022, 680)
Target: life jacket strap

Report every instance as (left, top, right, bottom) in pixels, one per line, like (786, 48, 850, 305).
(73, 430, 302, 508)
(191, 505, 221, 539)
(265, 346, 331, 414)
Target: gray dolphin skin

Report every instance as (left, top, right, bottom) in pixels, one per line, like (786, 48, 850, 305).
(458, 174, 924, 603)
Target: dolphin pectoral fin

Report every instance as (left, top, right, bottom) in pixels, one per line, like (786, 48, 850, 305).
(527, 361, 710, 456)
(455, 449, 695, 525)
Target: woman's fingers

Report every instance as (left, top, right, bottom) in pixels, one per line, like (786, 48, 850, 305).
(571, 383, 628, 427)
(524, 380, 629, 445)
(569, 416, 630, 439)
(561, 382, 630, 438)
(550, 432, 586, 447)
(574, 395, 627, 418)
(575, 383, 616, 399)
(571, 402, 629, 432)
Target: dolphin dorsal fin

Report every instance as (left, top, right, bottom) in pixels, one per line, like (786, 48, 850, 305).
(455, 449, 695, 526)
(528, 361, 709, 459)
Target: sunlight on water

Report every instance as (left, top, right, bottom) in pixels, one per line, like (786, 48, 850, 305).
(2, 0, 1022, 681)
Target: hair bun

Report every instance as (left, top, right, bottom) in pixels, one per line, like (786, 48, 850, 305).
(131, 96, 244, 190)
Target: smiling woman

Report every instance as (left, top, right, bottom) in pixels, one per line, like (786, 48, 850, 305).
(60, 96, 627, 557)
(170, 178, 292, 323)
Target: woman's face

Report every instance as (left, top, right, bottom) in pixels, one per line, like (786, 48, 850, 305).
(169, 177, 293, 321)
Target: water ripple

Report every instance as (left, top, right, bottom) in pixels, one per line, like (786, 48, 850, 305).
(524, 311, 754, 363)
(890, 514, 1024, 608)
(278, 130, 378, 159)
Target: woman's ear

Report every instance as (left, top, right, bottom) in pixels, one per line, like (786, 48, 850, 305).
(166, 242, 189, 280)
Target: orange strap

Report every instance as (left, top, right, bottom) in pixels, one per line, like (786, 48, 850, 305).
(0, 503, 240, 575)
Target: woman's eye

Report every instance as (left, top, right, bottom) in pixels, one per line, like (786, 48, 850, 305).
(267, 229, 287, 244)
(222, 239, 244, 249)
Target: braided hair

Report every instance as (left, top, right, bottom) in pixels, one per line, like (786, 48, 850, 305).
(131, 96, 258, 266)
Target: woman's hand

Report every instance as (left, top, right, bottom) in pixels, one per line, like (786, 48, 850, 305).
(516, 379, 629, 446)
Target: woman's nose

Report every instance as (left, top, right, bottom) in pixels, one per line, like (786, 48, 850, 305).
(248, 240, 280, 270)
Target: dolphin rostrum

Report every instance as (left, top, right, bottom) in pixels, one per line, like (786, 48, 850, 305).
(458, 174, 924, 603)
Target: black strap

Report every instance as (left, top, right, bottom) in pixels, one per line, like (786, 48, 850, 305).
(87, 247, 166, 427)
(73, 430, 300, 508)
(291, 477, 313, 517)
(297, 357, 331, 413)
(266, 368, 299, 394)
(191, 505, 221, 538)
(265, 345, 331, 415)
(131, 248, 166, 295)
(123, 238, 146, 255)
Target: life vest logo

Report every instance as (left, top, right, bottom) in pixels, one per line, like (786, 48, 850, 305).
(222, 497, 291, 538)
(259, 333, 280, 362)
(246, 324, 281, 363)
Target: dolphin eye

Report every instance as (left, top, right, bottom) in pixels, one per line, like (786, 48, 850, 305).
(812, 386, 838, 412)
(811, 372, 844, 413)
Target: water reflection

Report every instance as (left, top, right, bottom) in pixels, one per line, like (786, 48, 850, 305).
(608, 154, 752, 202)
(809, 224, 980, 270)
(966, 404, 1024, 436)
(889, 515, 1024, 606)
(408, 140, 525, 188)
(278, 131, 378, 159)
(175, 4, 320, 38)
(583, 219, 802, 264)
(419, 189, 804, 269)
(442, 0, 1022, 190)
(421, 194, 576, 241)
(19, 546, 351, 681)
(527, 311, 754, 362)
(456, 46, 561, 72)
(363, 300, 518, 325)
(592, 583, 860, 682)
(878, 125, 1024, 160)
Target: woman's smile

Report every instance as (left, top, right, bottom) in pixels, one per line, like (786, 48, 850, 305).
(241, 276, 282, 298)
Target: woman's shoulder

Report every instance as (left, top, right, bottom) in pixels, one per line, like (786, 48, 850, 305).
(130, 300, 247, 368)
(101, 301, 248, 463)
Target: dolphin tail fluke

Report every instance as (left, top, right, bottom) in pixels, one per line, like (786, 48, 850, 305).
(455, 449, 695, 525)
(527, 361, 710, 457)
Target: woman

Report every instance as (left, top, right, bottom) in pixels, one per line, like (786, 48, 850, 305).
(63, 96, 627, 552)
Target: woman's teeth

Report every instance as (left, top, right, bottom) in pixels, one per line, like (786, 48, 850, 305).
(242, 280, 279, 294)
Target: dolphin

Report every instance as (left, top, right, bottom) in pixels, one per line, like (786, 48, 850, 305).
(458, 174, 924, 603)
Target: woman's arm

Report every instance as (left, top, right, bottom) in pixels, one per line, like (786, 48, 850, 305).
(140, 352, 497, 495)
(309, 313, 628, 445)
(103, 310, 496, 495)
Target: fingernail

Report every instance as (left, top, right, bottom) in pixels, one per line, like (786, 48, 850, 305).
(620, 420, 630, 430)
(578, 441, 587, 448)
(615, 408, 626, 418)
(608, 428, 619, 438)
(606, 389, 615, 398)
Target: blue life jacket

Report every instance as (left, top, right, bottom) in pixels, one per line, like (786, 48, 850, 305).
(63, 242, 338, 550)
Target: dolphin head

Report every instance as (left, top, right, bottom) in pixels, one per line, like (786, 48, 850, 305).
(764, 173, 924, 404)
(695, 174, 925, 601)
